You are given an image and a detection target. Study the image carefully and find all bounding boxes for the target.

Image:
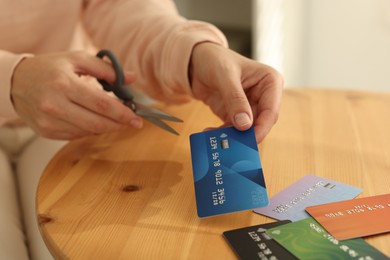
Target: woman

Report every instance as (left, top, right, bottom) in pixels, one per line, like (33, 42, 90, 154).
(0, 0, 283, 259)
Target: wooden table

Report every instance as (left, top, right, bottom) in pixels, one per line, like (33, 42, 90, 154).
(36, 88, 390, 259)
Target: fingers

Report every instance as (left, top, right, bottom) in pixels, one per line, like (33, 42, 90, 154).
(253, 109, 279, 143)
(46, 77, 143, 138)
(11, 51, 143, 140)
(221, 55, 283, 143)
(68, 77, 143, 127)
(43, 96, 136, 133)
(69, 51, 137, 86)
(218, 72, 253, 132)
(65, 52, 144, 132)
(250, 68, 284, 143)
(190, 43, 283, 143)
(70, 52, 119, 83)
(228, 91, 253, 130)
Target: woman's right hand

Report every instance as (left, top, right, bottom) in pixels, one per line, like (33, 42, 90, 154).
(11, 51, 143, 140)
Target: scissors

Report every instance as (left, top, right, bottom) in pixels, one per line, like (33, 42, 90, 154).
(96, 49, 183, 135)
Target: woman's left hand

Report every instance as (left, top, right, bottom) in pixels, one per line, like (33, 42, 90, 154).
(190, 42, 284, 143)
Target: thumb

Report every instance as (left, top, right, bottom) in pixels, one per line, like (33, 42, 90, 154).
(223, 80, 253, 131)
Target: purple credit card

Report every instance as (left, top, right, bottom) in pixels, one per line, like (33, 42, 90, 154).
(254, 175, 362, 221)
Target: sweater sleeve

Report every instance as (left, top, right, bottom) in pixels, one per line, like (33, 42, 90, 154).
(0, 50, 33, 120)
(82, 0, 228, 103)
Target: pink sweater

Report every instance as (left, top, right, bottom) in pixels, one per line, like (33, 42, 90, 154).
(0, 0, 227, 122)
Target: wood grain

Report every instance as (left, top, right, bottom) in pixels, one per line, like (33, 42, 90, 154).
(36, 88, 390, 259)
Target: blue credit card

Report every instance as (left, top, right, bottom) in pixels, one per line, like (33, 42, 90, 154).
(189, 126, 269, 218)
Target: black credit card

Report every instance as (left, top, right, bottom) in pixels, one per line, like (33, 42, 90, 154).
(223, 220, 297, 260)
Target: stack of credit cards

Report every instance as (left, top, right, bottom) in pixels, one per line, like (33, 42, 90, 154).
(224, 175, 389, 259)
(189, 127, 389, 258)
(223, 218, 388, 260)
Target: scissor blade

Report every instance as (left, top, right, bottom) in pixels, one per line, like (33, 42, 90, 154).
(142, 116, 180, 135)
(134, 103, 183, 122)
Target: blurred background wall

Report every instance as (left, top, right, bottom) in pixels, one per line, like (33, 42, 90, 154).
(175, 0, 390, 92)
(174, 0, 253, 58)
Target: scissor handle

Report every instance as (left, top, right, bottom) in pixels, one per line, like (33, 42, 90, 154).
(96, 49, 131, 101)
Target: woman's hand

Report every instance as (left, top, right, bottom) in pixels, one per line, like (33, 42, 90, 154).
(11, 51, 143, 140)
(190, 43, 283, 143)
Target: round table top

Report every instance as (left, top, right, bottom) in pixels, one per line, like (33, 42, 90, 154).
(37, 88, 390, 259)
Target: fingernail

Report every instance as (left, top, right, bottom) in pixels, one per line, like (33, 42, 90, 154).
(130, 118, 143, 129)
(234, 112, 251, 127)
